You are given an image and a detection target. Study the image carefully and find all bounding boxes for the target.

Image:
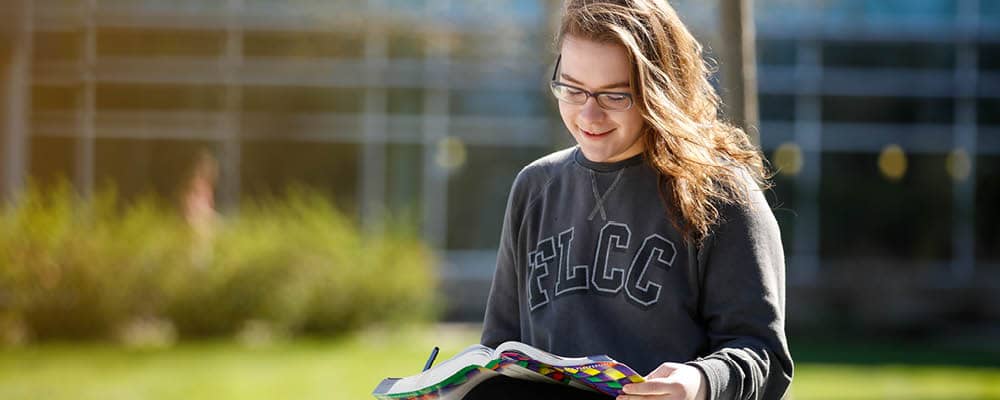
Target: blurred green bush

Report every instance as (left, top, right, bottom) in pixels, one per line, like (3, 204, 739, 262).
(0, 181, 439, 344)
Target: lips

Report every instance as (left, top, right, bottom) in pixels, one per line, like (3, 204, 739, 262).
(582, 128, 615, 137)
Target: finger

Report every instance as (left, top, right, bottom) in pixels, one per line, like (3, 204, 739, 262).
(622, 380, 682, 395)
(645, 362, 684, 379)
(617, 395, 668, 400)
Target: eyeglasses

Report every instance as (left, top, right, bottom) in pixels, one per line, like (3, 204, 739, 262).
(549, 54, 635, 111)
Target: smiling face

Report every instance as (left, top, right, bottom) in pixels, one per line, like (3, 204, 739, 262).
(556, 35, 646, 163)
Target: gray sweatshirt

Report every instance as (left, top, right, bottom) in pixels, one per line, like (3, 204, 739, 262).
(481, 146, 793, 399)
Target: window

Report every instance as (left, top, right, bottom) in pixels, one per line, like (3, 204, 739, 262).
(99, 0, 224, 13)
(768, 174, 799, 257)
(240, 141, 360, 213)
(29, 137, 76, 187)
(242, 86, 363, 113)
(452, 32, 546, 61)
(98, 28, 224, 57)
(822, 0, 956, 19)
(386, 144, 424, 216)
(822, 42, 955, 70)
(978, 99, 1000, 125)
(980, 0, 1000, 23)
(387, 88, 425, 115)
(975, 155, 1000, 262)
(32, 31, 80, 62)
(243, 31, 363, 58)
(820, 152, 953, 261)
(97, 84, 226, 111)
(979, 44, 1000, 71)
(94, 139, 217, 200)
(758, 40, 798, 66)
(760, 94, 796, 121)
(446, 145, 550, 249)
(32, 85, 79, 111)
(822, 96, 953, 124)
(448, 0, 545, 26)
(387, 29, 426, 59)
(450, 89, 549, 117)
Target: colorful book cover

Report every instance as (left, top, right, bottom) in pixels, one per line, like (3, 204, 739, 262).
(498, 350, 645, 396)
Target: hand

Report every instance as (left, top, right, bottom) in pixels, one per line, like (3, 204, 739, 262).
(617, 362, 707, 400)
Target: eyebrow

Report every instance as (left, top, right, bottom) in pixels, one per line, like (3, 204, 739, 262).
(560, 73, 631, 91)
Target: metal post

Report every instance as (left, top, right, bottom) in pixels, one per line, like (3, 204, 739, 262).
(2, 0, 32, 203)
(951, 0, 978, 283)
(219, 0, 244, 212)
(791, 40, 822, 284)
(422, 0, 452, 249)
(361, 0, 388, 234)
(76, 0, 97, 198)
(719, 0, 760, 144)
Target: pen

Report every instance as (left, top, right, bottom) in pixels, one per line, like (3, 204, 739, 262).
(422, 346, 439, 372)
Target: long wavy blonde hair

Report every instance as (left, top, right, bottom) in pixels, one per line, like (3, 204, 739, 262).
(557, 0, 771, 244)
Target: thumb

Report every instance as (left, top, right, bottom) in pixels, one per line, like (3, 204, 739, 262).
(645, 362, 686, 379)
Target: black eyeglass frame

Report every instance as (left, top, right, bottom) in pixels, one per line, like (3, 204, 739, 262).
(548, 54, 635, 111)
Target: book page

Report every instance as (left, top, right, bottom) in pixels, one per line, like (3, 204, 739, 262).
(374, 366, 500, 400)
(379, 345, 495, 394)
(494, 341, 611, 367)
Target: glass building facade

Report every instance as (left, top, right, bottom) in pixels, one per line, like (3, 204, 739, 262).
(3, 0, 998, 325)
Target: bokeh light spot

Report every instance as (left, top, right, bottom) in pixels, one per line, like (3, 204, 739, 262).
(945, 148, 971, 182)
(435, 136, 467, 171)
(772, 142, 803, 177)
(878, 144, 907, 181)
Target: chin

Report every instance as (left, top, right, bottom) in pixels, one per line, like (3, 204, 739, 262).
(581, 147, 616, 162)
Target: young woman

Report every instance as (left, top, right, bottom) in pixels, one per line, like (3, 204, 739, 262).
(479, 1, 793, 399)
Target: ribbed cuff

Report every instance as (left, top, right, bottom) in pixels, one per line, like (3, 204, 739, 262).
(686, 357, 731, 400)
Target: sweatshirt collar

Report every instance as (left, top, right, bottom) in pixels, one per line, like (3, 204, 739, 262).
(573, 146, 644, 172)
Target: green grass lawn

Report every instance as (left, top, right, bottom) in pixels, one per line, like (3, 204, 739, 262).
(0, 324, 998, 399)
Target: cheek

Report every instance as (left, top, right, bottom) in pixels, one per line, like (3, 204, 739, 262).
(558, 104, 578, 128)
(623, 110, 645, 135)
(610, 111, 642, 132)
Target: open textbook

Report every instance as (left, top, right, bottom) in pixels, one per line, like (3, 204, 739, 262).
(372, 341, 644, 399)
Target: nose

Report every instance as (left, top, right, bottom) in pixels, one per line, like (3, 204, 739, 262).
(578, 96, 606, 124)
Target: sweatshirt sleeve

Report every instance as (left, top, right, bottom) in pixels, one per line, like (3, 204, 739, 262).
(685, 186, 794, 400)
(480, 171, 529, 348)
